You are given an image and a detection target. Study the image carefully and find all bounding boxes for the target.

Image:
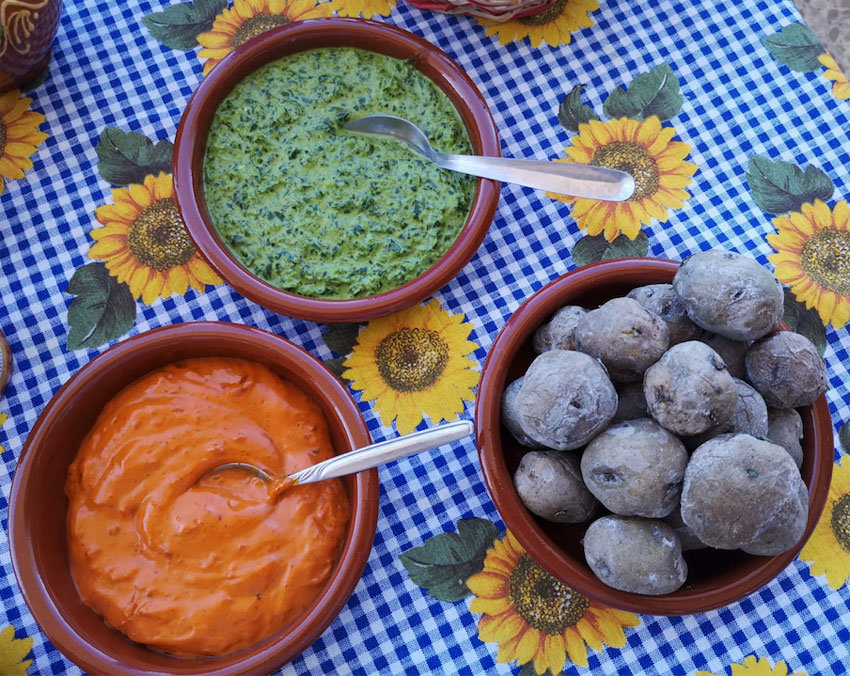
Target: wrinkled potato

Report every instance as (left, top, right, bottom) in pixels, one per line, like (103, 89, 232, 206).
(514, 451, 598, 523)
(576, 297, 669, 383)
(627, 283, 701, 345)
(766, 407, 804, 469)
(583, 516, 687, 595)
(699, 332, 749, 380)
(745, 332, 828, 408)
(515, 350, 618, 451)
(501, 377, 543, 448)
(680, 434, 808, 554)
(612, 382, 649, 422)
(673, 250, 783, 341)
(580, 419, 687, 518)
(533, 305, 587, 354)
(643, 341, 737, 435)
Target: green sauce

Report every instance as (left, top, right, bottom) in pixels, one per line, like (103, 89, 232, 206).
(203, 47, 476, 300)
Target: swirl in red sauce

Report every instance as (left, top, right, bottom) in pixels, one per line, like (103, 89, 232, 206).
(65, 357, 350, 657)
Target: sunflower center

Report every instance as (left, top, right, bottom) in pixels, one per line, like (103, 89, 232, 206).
(128, 198, 195, 271)
(232, 13, 290, 48)
(375, 327, 449, 392)
(590, 141, 659, 201)
(519, 0, 567, 25)
(800, 228, 850, 295)
(830, 493, 850, 551)
(509, 554, 590, 634)
(0, 118, 6, 155)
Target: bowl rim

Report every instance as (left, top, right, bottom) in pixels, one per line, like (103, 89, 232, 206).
(173, 17, 501, 323)
(9, 322, 379, 674)
(475, 257, 834, 615)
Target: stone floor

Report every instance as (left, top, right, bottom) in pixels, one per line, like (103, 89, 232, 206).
(795, 0, 850, 74)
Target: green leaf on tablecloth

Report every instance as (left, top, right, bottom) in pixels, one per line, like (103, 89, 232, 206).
(747, 156, 834, 214)
(96, 127, 174, 186)
(763, 23, 824, 73)
(322, 323, 361, 356)
(142, 0, 227, 51)
(66, 263, 136, 351)
(558, 85, 599, 132)
(572, 231, 649, 267)
(602, 63, 682, 122)
(400, 518, 498, 602)
(20, 64, 50, 92)
(838, 422, 850, 454)
(518, 665, 566, 676)
(323, 356, 353, 386)
(783, 288, 827, 355)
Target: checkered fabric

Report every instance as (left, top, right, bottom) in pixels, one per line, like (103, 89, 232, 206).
(1, 0, 849, 674)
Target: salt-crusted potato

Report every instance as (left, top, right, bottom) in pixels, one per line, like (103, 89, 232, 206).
(514, 451, 598, 523)
(766, 407, 804, 469)
(745, 332, 828, 408)
(501, 377, 543, 448)
(627, 283, 701, 345)
(533, 305, 586, 354)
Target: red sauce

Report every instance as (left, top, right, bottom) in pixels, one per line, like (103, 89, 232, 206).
(65, 357, 350, 657)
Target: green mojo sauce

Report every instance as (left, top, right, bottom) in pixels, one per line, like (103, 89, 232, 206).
(203, 47, 476, 299)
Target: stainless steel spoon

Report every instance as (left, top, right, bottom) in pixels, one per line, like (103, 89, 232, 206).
(204, 420, 473, 498)
(343, 114, 635, 202)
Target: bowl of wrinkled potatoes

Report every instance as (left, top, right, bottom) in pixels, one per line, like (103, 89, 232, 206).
(476, 252, 834, 614)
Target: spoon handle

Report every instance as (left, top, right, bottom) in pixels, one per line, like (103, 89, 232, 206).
(437, 154, 635, 202)
(289, 420, 473, 485)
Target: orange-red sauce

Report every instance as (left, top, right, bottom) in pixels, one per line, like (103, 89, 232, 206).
(65, 357, 350, 657)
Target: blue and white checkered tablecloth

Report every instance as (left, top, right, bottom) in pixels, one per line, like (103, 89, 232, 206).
(2, 0, 850, 674)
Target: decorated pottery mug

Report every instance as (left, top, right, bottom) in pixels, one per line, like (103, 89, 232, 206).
(0, 0, 61, 93)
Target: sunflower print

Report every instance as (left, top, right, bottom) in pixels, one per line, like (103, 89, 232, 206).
(332, 0, 396, 19)
(343, 299, 479, 434)
(197, 0, 333, 76)
(88, 172, 222, 305)
(799, 457, 850, 590)
(467, 530, 640, 674)
(0, 625, 33, 676)
(696, 655, 805, 676)
(548, 116, 697, 242)
(819, 53, 850, 101)
(768, 199, 850, 329)
(478, 0, 599, 49)
(0, 88, 47, 195)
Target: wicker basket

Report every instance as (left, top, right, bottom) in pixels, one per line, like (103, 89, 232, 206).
(403, 0, 557, 22)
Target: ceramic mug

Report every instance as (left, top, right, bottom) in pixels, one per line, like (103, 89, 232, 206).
(0, 0, 61, 93)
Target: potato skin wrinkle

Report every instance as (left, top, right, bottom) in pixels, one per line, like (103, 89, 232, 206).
(515, 350, 617, 451)
(673, 250, 783, 341)
(745, 331, 828, 408)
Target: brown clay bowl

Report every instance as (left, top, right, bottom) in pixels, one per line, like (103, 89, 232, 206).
(0, 0, 62, 93)
(173, 18, 500, 323)
(476, 257, 834, 615)
(9, 322, 379, 674)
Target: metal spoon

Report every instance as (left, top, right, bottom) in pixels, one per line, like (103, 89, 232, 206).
(343, 114, 635, 202)
(204, 420, 473, 499)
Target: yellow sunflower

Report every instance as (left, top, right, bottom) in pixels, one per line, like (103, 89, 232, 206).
(197, 0, 333, 76)
(799, 457, 850, 590)
(0, 88, 47, 195)
(819, 53, 850, 101)
(0, 625, 33, 676)
(88, 172, 222, 305)
(467, 530, 640, 674)
(696, 655, 805, 676)
(332, 0, 396, 19)
(548, 116, 697, 242)
(768, 199, 850, 329)
(342, 299, 479, 434)
(477, 0, 599, 49)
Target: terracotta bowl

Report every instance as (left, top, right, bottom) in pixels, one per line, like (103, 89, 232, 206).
(9, 323, 379, 674)
(0, 0, 62, 93)
(173, 18, 500, 323)
(476, 258, 834, 615)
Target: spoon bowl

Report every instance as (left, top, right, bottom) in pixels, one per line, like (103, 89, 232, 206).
(344, 114, 636, 201)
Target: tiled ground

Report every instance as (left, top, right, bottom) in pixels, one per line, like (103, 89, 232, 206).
(795, 0, 850, 73)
